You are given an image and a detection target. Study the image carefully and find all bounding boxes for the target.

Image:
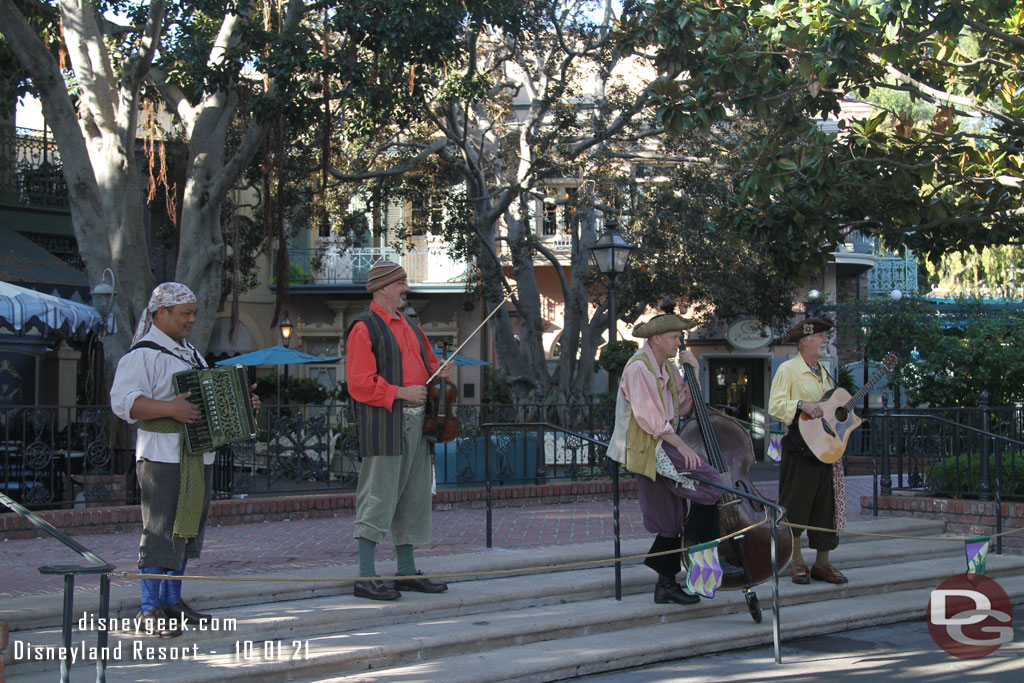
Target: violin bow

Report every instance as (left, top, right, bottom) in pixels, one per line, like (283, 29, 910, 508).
(426, 292, 513, 385)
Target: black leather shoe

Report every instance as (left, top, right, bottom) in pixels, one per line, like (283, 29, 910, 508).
(134, 607, 181, 638)
(354, 579, 401, 600)
(719, 556, 745, 578)
(163, 600, 212, 624)
(653, 576, 700, 605)
(394, 571, 448, 593)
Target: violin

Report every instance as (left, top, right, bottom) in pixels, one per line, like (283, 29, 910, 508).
(420, 294, 513, 443)
(424, 344, 460, 443)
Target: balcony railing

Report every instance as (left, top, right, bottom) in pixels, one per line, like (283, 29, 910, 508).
(0, 124, 69, 208)
(869, 251, 919, 297)
(281, 242, 471, 287)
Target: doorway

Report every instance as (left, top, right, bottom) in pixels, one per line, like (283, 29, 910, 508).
(706, 358, 767, 460)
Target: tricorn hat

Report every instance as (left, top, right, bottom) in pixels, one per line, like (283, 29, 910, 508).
(632, 313, 696, 339)
(785, 317, 834, 343)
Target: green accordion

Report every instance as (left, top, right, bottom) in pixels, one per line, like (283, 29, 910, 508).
(172, 365, 258, 456)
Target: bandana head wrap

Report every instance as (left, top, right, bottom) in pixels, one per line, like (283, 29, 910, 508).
(132, 282, 197, 345)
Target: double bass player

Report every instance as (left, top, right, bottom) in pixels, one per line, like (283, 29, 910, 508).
(606, 314, 743, 605)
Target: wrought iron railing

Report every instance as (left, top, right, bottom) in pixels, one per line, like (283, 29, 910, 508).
(0, 405, 127, 510)
(0, 401, 619, 510)
(278, 244, 470, 287)
(0, 124, 69, 208)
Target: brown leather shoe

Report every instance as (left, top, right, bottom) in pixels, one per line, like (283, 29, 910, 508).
(164, 600, 211, 624)
(811, 563, 849, 584)
(134, 607, 181, 638)
(394, 571, 448, 593)
(353, 579, 401, 600)
(790, 562, 811, 585)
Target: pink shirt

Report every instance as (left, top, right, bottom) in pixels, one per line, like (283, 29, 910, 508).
(620, 343, 688, 437)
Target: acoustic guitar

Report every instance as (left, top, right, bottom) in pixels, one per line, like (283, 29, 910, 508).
(796, 352, 899, 464)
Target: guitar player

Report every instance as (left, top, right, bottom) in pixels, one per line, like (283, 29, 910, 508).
(768, 317, 850, 586)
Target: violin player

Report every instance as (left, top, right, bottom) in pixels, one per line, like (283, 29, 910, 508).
(606, 314, 743, 606)
(345, 260, 453, 600)
(768, 317, 849, 585)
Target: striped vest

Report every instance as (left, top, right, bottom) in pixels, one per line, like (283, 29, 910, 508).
(347, 309, 431, 458)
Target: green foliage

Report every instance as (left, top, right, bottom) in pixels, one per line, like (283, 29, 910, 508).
(926, 246, 1024, 299)
(269, 262, 314, 285)
(619, 126, 802, 328)
(618, 0, 1024, 267)
(836, 364, 856, 393)
(839, 296, 1024, 407)
(596, 340, 639, 378)
(254, 374, 331, 404)
(482, 366, 515, 404)
(285, 377, 331, 404)
(925, 452, 1024, 497)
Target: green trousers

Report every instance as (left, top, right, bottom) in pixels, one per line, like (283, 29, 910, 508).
(353, 406, 433, 545)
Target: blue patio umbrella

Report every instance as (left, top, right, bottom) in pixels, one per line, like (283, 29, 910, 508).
(215, 345, 341, 367)
(216, 346, 341, 408)
(434, 350, 490, 366)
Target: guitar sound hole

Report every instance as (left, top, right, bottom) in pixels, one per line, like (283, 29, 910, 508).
(835, 407, 847, 421)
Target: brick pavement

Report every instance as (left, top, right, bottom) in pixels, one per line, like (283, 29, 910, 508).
(0, 475, 879, 599)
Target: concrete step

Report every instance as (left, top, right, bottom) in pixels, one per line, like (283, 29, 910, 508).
(304, 572, 1024, 683)
(6, 517, 1015, 681)
(0, 516, 948, 631)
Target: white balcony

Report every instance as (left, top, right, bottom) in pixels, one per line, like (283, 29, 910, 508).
(282, 239, 471, 292)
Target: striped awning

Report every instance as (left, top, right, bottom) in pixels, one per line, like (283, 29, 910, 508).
(0, 280, 111, 336)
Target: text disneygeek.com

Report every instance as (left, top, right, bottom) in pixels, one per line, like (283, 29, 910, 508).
(11, 611, 310, 663)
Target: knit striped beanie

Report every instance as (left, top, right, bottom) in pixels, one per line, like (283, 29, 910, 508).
(366, 260, 407, 293)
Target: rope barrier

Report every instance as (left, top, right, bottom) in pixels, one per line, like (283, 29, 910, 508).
(116, 519, 1021, 585)
(783, 521, 1024, 542)
(121, 519, 770, 584)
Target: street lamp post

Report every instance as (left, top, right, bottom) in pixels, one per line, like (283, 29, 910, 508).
(589, 228, 636, 393)
(589, 227, 635, 603)
(279, 311, 294, 410)
(89, 268, 116, 325)
(89, 268, 116, 403)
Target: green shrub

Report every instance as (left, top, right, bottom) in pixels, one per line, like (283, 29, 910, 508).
(925, 451, 1024, 497)
(597, 340, 639, 378)
(269, 262, 314, 285)
(253, 374, 330, 404)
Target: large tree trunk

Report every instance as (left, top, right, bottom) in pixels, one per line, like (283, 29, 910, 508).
(0, 0, 300, 366)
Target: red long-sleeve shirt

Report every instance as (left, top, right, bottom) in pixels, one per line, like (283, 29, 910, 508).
(346, 301, 440, 411)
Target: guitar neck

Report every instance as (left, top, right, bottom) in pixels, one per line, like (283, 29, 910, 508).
(845, 365, 891, 411)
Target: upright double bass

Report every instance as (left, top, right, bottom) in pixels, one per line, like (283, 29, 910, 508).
(678, 358, 794, 622)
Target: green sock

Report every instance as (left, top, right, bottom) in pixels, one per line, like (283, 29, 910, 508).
(395, 544, 416, 576)
(358, 538, 377, 578)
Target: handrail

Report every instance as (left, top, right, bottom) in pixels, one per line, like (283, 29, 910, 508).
(481, 421, 787, 665)
(883, 412, 1024, 446)
(872, 411, 1021, 554)
(1, 491, 113, 682)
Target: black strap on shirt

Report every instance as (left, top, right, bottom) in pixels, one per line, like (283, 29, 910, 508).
(129, 340, 204, 370)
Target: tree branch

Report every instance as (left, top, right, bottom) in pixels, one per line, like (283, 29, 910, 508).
(964, 17, 1024, 50)
(881, 63, 1015, 126)
(324, 138, 448, 181)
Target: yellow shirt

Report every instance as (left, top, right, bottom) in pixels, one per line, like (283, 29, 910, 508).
(768, 354, 835, 425)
